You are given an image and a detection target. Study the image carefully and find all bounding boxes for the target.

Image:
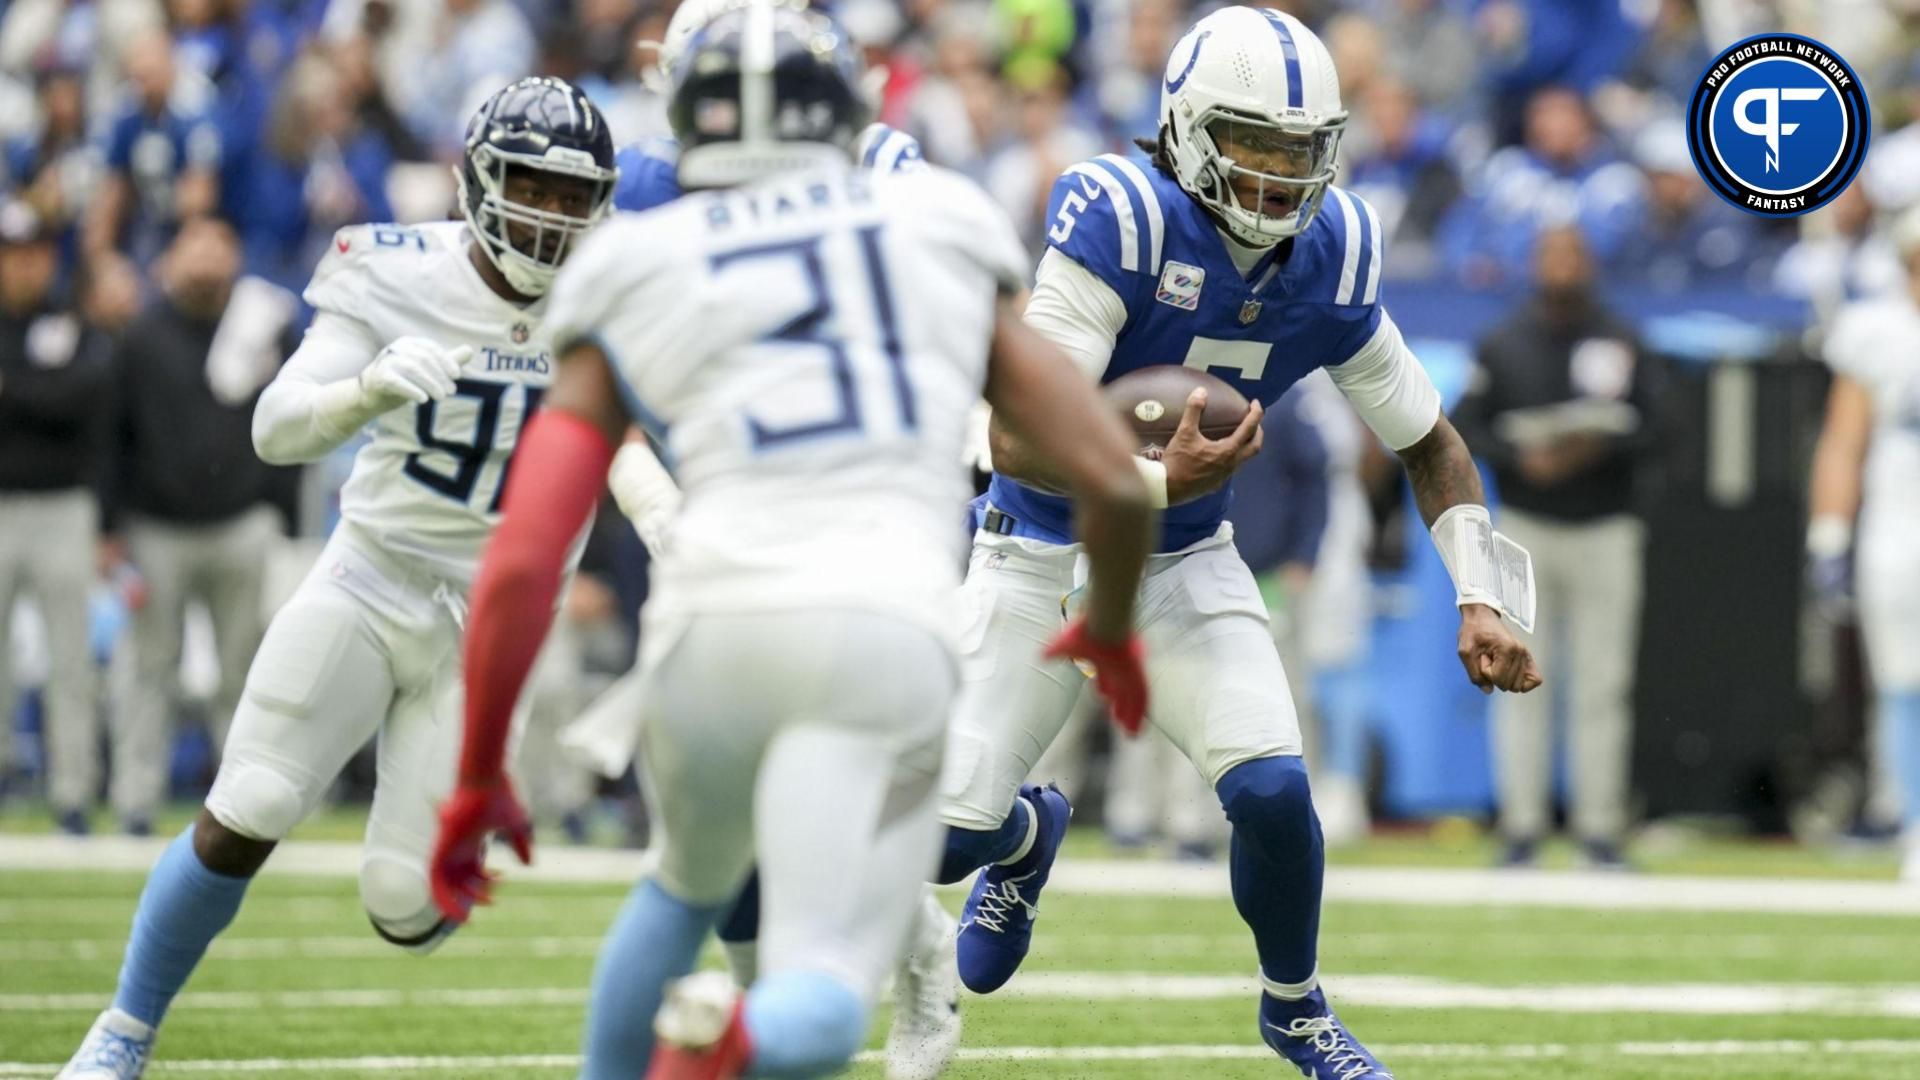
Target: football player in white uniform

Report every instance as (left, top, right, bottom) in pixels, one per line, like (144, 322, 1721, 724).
(426, 7, 1155, 1079)
(1809, 204, 1920, 885)
(55, 77, 619, 1080)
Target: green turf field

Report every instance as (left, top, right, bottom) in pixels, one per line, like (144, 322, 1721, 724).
(2, 828, 1916, 1079)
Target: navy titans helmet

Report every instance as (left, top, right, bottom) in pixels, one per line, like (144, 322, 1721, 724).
(668, 0, 870, 190)
(457, 76, 618, 297)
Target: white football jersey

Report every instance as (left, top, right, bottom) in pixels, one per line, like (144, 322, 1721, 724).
(303, 221, 558, 583)
(545, 163, 1028, 641)
(1824, 296, 1920, 543)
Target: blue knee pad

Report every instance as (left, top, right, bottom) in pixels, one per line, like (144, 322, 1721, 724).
(742, 969, 868, 1078)
(1216, 755, 1321, 864)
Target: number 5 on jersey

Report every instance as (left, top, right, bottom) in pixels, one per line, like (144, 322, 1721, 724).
(1048, 173, 1104, 245)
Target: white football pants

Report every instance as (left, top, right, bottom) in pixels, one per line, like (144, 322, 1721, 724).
(940, 526, 1303, 832)
(635, 608, 951, 1003)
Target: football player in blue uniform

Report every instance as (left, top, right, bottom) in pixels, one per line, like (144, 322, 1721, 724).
(610, 0, 924, 216)
(932, 9, 1543, 1078)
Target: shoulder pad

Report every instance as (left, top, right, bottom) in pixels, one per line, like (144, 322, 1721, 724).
(302, 223, 438, 314)
(1043, 155, 1168, 295)
(856, 123, 926, 174)
(1316, 186, 1385, 308)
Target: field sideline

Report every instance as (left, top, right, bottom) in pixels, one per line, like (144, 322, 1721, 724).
(1, 828, 1916, 1079)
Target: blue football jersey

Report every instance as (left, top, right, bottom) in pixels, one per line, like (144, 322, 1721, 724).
(985, 154, 1386, 552)
(612, 124, 925, 213)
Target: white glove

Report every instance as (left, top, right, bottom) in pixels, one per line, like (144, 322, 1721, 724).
(608, 440, 682, 558)
(358, 338, 474, 409)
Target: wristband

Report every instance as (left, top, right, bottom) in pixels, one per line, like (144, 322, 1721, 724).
(1134, 456, 1169, 509)
(1807, 515, 1853, 559)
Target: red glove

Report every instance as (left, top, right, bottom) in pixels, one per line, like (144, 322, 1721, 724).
(1044, 619, 1148, 735)
(430, 779, 533, 923)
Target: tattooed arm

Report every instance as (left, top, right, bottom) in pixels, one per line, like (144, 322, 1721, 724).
(1396, 413, 1485, 526)
(1396, 414, 1543, 695)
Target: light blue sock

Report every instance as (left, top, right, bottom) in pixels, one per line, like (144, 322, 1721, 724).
(742, 969, 867, 1078)
(1885, 691, 1920, 831)
(112, 824, 251, 1026)
(581, 879, 725, 1080)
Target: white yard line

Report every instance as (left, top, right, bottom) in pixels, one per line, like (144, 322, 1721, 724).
(6, 1040, 1920, 1075)
(8, 976, 1920, 1017)
(3, 834, 1916, 916)
(10, 929, 1913, 965)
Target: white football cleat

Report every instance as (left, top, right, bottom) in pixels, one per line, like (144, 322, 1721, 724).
(655, 970, 741, 1050)
(57, 1008, 154, 1080)
(885, 890, 963, 1080)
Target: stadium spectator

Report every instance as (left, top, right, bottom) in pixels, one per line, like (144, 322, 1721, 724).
(232, 48, 395, 290)
(1774, 184, 1905, 322)
(107, 216, 297, 836)
(6, 65, 103, 279)
(984, 65, 1101, 254)
(1091, 0, 1177, 146)
(899, 5, 998, 173)
(1475, 0, 1641, 147)
(1342, 76, 1462, 281)
(1863, 57, 1920, 214)
(1590, 0, 1713, 137)
(555, 0, 671, 144)
(0, 0, 164, 127)
(1437, 86, 1643, 289)
(0, 200, 113, 835)
(403, 0, 538, 158)
(1611, 120, 1781, 294)
(1451, 225, 1659, 870)
(1376, 0, 1479, 117)
(83, 29, 222, 269)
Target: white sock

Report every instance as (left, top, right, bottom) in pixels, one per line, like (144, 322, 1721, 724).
(993, 797, 1041, 867)
(1261, 966, 1320, 1001)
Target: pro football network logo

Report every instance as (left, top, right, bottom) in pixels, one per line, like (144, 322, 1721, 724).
(1687, 33, 1869, 217)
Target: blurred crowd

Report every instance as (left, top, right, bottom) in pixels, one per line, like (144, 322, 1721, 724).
(5, 0, 1920, 854)
(7, 0, 1920, 316)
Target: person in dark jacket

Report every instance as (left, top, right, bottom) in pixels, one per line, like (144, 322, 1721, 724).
(108, 215, 298, 835)
(1451, 224, 1660, 869)
(0, 199, 113, 832)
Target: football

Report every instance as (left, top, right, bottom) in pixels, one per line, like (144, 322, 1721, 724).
(1104, 365, 1252, 449)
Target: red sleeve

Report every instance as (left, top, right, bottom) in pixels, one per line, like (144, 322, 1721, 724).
(458, 409, 615, 785)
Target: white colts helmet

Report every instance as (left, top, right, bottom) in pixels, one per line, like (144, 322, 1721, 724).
(1159, 6, 1346, 245)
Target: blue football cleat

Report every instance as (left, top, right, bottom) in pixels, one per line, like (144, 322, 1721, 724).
(955, 783, 1071, 993)
(1260, 988, 1394, 1079)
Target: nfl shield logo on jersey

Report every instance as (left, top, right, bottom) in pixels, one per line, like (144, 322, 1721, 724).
(1238, 299, 1263, 325)
(511, 321, 531, 345)
(1155, 261, 1204, 311)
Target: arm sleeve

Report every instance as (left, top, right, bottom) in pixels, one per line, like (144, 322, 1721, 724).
(1022, 247, 1124, 380)
(1323, 311, 1442, 451)
(459, 410, 615, 784)
(250, 310, 384, 465)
